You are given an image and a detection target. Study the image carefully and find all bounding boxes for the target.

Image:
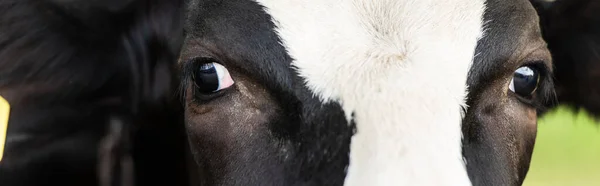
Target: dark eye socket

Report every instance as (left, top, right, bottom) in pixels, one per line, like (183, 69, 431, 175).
(193, 61, 234, 94)
(509, 65, 541, 99)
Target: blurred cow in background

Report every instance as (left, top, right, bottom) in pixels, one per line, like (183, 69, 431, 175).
(0, 0, 189, 186)
(532, 0, 600, 118)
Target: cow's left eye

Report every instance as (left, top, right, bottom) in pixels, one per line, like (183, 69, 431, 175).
(194, 62, 234, 94)
(509, 66, 540, 98)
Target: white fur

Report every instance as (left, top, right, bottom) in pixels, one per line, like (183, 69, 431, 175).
(255, 0, 486, 185)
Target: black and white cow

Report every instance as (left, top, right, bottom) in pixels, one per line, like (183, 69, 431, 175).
(0, 0, 189, 186)
(532, 0, 600, 118)
(180, 0, 554, 185)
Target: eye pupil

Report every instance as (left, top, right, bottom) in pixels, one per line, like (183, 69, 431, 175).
(193, 61, 235, 94)
(195, 63, 220, 93)
(509, 66, 540, 97)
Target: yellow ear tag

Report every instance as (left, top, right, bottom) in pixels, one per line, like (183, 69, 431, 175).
(0, 96, 9, 162)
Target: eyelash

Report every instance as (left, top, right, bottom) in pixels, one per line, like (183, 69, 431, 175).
(179, 57, 230, 103)
(192, 86, 230, 102)
(516, 61, 555, 111)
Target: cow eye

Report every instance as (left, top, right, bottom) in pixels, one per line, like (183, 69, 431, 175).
(194, 62, 234, 94)
(509, 66, 540, 98)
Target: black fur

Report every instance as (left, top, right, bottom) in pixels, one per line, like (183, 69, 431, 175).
(532, 0, 600, 119)
(0, 0, 189, 186)
(182, 0, 355, 185)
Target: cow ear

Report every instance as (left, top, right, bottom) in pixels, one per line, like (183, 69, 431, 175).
(534, 0, 600, 119)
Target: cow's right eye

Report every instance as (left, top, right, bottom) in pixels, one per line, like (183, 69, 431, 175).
(194, 62, 234, 94)
(509, 65, 540, 98)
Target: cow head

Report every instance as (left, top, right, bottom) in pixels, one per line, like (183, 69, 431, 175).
(180, 0, 553, 185)
(0, 0, 188, 186)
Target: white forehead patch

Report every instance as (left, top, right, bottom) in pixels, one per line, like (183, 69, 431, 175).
(255, 0, 485, 185)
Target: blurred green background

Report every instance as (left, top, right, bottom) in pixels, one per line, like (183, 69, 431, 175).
(523, 106, 600, 186)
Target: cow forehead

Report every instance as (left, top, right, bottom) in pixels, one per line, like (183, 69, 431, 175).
(255, 0, 485, 185)
(255, 0, 485, 105)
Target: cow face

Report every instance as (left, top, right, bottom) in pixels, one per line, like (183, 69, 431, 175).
(180, 0, 553, 185)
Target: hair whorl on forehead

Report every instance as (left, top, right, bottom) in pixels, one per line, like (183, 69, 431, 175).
(0, 0, 188, 186)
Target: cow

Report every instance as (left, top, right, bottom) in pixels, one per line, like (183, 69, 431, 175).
(180, 0, 554, 185)
(0, 0, 189, 186)
(532, 0, 600, 118)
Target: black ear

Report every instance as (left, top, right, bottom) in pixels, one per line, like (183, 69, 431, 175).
(533, 0, 600, 119)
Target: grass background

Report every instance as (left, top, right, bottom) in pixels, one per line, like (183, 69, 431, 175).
(523, 106, 600, 186)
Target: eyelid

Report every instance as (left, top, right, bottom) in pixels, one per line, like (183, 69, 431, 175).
(180, 57, 224, 101)
(520, 47, 553, 73)
(511, 61, 553, 109)
(190, 62, 234, 92)
(521, 60, 551, 79)
(183, 57, 218, 82)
